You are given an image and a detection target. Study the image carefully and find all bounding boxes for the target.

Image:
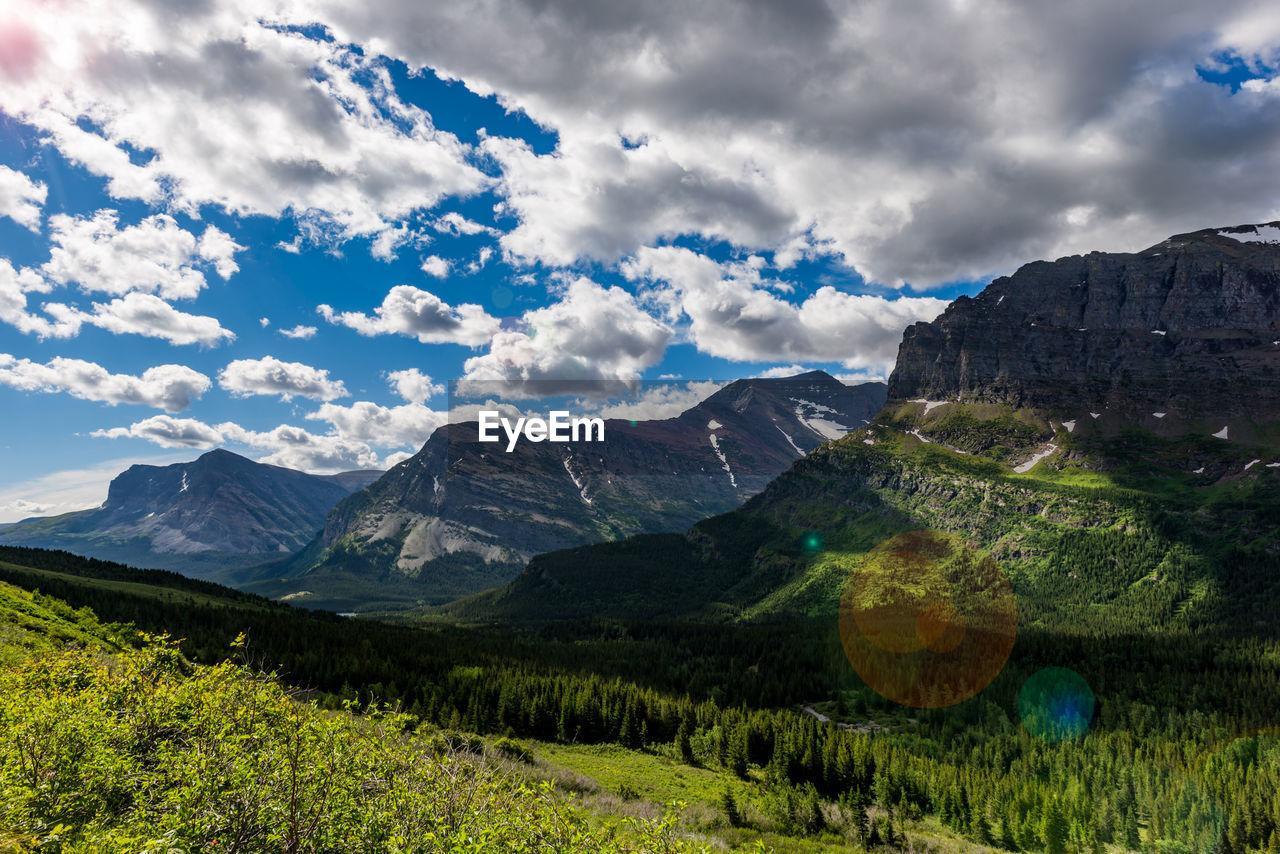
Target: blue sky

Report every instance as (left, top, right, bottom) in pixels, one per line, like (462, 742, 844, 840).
(0, 0, 1277, 520)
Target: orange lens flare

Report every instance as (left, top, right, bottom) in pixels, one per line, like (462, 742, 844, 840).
(838, 530, 1016, 709)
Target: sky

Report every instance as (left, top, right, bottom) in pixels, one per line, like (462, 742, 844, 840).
(0, 0, 1278, 521)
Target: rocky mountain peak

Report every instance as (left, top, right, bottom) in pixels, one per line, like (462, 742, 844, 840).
(888, 223, 1280, 434)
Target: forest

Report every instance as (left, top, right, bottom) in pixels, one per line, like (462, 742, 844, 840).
(1, 544, 1278, 852)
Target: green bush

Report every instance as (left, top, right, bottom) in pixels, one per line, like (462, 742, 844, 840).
(0, 638, 706, 853)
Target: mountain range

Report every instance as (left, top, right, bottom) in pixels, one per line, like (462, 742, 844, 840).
(454, 224, 1280, 629)
(242, 372, 886, 610)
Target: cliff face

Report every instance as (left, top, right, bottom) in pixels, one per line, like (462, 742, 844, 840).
(889, 224, 1280, 425)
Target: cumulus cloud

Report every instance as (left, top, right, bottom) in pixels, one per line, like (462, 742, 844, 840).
(279, 325, 317, 340)
(216, 421, 383, 471)
(218, 356, 347, 402)
(85, 293, 235, 347)
(90, 415, 393, 472)
(0, 165, 47, 230)
(0, 259, 81, 339)
(385, 367, 444, 403)
(0, 0, 488, 249)
(622, 246, 946, 374)
(309, 0, 1280, 286)
(430, 211, 498, 237)
(420, 255, 450, 277)
(318, 285, 499, 346)
(0, 354, 210, 412)
(92, 415, 224, 448)
(41, 211, 240, 300)
(459, 276, 673, 397)
(586, 380, 727, 421)
(306, 400, 445, 447)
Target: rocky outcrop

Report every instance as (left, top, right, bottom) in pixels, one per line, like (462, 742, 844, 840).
(889, 224, 1280, 428)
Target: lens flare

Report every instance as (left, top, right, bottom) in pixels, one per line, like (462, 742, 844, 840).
(1017, 667, 1094, 741)
(838, 530, 1017, 709)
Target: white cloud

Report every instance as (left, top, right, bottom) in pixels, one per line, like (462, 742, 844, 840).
(306, 400, 445, 447)
(758, 365, 811, 379)
(310, 0, 1280, 286)
(420, 255, 451, 277)
(385, 367, 444, 403)
(0, 259, 81, 339)
(0, 354, 210, 412)
(318, 284, 499, 346)
(279, 324, 317, 340)
(218, 356, 347, 402)
(459, 276, 672, 397)
(622, 246, 946, 374)
(88, 414, 395, 472)
(42, 211, 240, 300)
(586, 380, 726, 421)
(259, 317, 271, 328)
(0, 165, 47, 230)
(430, 211, 498, 236)
(92, 415, 224, 449)
(466, 245, 493, 274)
(217, 421, 383, 472)
(383, 450, 414, 468)
(0, 0, 488, 249)
(85, 292, 235, 347)
(196, 226, 244, 279)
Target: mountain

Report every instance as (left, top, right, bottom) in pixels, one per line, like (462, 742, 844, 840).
(0, 450, 381, 579)
(456, 225, 1280, 629)
(246, 372, 886, 610)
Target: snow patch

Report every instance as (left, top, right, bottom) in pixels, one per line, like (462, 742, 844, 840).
(432, 475, 441, 496)
(1013, 443, 1059, 474)
(1244, 459, 1261, 471)
(1153, 412, 1166, 419)
(562, 456, 592, 505)
(707, 419, 722, 430)
(179, 472, 189, 493)
(1268, 463, 1280, 469)
(775, 425, 804, 456)
(1213, 425, 1229, 439)
(1061, 420, 1076, 433)
(863, 438, 875, 445)
(1089, 412, 1101, 419)
(907, 428, 932, 444)
(708, 433, 738, 488)
(911, 398, 948, 414)
(1218, 225, 1280, 244)
(996, 295, 1005, 305)
(1193, 467, 1205, 474)
(1152, 330, 1166, 336)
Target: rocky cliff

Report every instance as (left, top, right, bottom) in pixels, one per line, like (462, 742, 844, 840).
(889, 224, 1280, 436)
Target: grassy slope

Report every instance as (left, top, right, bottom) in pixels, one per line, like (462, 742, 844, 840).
(0, 578, 124, 664)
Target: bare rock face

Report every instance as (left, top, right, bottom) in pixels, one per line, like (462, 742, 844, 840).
(284, 372, 887, 605)
(888, 224, 1280, 427)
